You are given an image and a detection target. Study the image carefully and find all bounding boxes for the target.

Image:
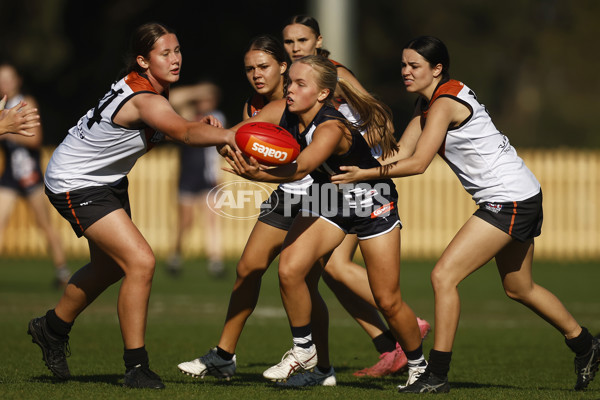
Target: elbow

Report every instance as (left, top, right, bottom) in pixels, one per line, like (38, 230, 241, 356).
(413, 164, 427, 175)
(290, 165, 309, 181)
(181, 130, 191, 145)
(292, 171, 309, 181)
(410, 159, 430, 175)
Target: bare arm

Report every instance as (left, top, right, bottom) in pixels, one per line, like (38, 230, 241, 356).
(230, 99, 287, 131)
(225, 119, 344, 183)
(331, 98, 461, 183)
(377, 113, 423, 165)
(115, 92, 236, 149)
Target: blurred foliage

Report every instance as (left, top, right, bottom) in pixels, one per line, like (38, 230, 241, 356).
(0, 0, 598, 147)
(357, 0, 600, 147)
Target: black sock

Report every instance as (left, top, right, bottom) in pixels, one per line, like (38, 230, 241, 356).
(566, 326, 593, 356)
(216, 346, 234, 361)
(123, 346, 149, 371)
(373, 330, 397, 354)
(290, 324, 313, 349)
(405, 343, 424, 363)
(45, 309, 73, 337)
(428, 349, 452, 379)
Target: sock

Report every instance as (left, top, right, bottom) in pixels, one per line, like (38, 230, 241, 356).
(123, 346, 149, 371)
(316, 365, 332, 374)
(45, 309, 73, 337)
(216, 346, 234, 361)
(290, 324, 313, 349)
(405, 344, 426, 367)
(373, 330, 397, 354)
(566, 326, 593, 356)
(428, 349, 452, 379)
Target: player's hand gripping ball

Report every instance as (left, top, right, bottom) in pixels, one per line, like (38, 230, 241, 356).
(235, 122, 300, 166)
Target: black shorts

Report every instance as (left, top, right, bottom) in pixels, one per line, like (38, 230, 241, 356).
(257, 187, 302, 231)
(45, 178, 131, 237)
(301, 182, 402, 240)
(474, 190, 543, 242)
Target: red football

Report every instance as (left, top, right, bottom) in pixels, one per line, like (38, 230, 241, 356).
(235, 122, 300, 166)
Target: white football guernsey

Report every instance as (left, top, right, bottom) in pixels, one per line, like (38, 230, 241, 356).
(45, 72, 165, 193)
(425, 80, 540, 203)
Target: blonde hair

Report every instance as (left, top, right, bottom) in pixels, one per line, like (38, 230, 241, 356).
(295, 55, 397, 159)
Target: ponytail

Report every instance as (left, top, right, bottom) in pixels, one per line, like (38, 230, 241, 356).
(296, 56, 397, 159)
(336, 77, 397, 159)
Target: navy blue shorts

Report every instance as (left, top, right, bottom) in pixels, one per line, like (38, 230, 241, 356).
(45, 178, 131, 237)
(178, 146, 217, 195)
(257, 187, 302, 231)
(0, 150, 43, 196)
(474, 191, 543, 242)
(300, 181, 402, 240)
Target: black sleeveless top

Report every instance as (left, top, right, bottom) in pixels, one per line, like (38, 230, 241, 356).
(278, 104, 393, 190)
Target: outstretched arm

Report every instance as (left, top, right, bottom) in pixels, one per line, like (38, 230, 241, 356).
(118, 92, 237, 149)
(224, 119, 344, 183)
(332, 98, 458, 183)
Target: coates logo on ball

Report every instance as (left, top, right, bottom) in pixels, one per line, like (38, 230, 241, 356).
(235, 122, 300, 166)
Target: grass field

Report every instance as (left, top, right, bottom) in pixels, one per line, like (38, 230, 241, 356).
(0, 256, 599, 399)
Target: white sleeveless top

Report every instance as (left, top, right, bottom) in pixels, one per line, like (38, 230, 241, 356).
(45, 72, 165, 193)
(425, 80, 540, 203)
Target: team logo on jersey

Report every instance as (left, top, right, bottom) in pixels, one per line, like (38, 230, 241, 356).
(371, 202, 395, 219)
(485, 203, 502, 213)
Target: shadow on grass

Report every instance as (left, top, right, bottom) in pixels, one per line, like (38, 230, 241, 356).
(166, 371, 272, 386)
(31, 374, 122, 386)
(450, 381, 519, 390)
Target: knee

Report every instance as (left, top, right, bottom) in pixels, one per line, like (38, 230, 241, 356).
(278, 262, 304, 290)
(430, 262, 455, 293)
(126, 250, 155, 281)
(235, 258, 266, 282)
(503, 283, 531, 303)
(373, 288, 402, 316)
(322, 257, 345, 282)
(504, 288, 520, 302)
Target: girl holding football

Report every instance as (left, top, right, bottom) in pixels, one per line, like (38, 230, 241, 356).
(282, 14, 427, 377)
(26, 22, 237, 390)
(178, 34, 425, 385)
(331, 36, 599, 393)
(224, 55, 427, 390)
(247, 31, 425, 377)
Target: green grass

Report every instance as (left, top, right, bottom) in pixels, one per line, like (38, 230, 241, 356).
(0, 256, 599, 399)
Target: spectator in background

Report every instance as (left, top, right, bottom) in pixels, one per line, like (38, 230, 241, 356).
(0, 63, 70, 288)
(166, 80, 226, 277)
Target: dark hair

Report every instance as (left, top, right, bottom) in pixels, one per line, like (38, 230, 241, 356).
(123, 22, 176, 76)
(404, 36, 450, 80)
(285, 15, 330, 58)
(246, 34, 291, 68)
(245, 34, 291, 94)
